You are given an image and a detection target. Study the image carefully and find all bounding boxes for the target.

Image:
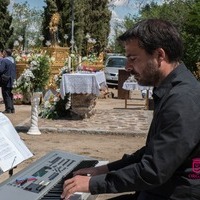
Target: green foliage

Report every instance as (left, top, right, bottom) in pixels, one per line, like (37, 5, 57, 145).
(54, 64, 71, 88)
(185, 0, 200, 33)
(0, 0, 13, 49)
(182, 1, 200, 69)
(82, 0, 112, 55)
(42, 0, 111, 55)
(39, 90, 71, 119)
(30, 53, 51, 91)
(120, 0, 200, 72)
(140, 0, 191, 30)
(183, 32, 200, 71)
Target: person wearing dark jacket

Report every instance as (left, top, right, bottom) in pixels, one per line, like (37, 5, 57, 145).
(0, 49, 16, 113)
(61, 19, 200, 200)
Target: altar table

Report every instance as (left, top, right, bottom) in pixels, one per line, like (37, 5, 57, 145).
(123, 81, 153, 109)
(60, 71, 106, 99)
(60, 72, 106, 118)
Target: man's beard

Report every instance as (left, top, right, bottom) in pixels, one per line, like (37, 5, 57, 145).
(137, 61, 162, 86)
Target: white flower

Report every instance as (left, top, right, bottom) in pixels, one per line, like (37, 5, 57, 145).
(64, 34, 68, 39)
(31, 60, 38, 66)
(44, 101, 51, 108)
(18, 35, 23, 42)
(14, 40, 20, 46)
(86, 33, 91, 39)
(51, 57, 56, 62)
(24, 69, 35, 78)
(39, 35, 45, 41)
(54, 96, 60, 102)
(24, 82, 29, 88)
(45, 40, 51, 46)
(12, 80, 17, 88)
(82, 56, 88, 61)
(70, 39, 75, 45)
(29, 40, 36, 46)
(88, 38, 96, 44)
(15, 55, 22, 62)
(54, 75, 58, 81)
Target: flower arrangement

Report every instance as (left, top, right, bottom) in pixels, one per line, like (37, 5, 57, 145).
(13, 50, 32, 62)
(61, 53, 80, 72)
(54, 64, 71, 88)
(29, 53, 51, 91)
(81, 53, 104, 72)
(14, 69, 35, 94)
(14, 52, 51, 96)
(13, 92, 23, 105)
(39, 91, 60, 119)
(39, 63, 71, 119)
(82, 53, 98, 63)
(39, 91, 71, 119)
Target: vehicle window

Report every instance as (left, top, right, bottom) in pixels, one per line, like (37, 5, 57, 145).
(107, 58, 127, 68)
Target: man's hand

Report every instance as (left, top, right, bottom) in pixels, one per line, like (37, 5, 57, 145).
(61, 165, 109, 199)
(61, 175, 90, 200)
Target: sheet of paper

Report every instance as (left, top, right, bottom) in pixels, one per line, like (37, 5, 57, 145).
(0, 113, 33, 172)
(0, 135, 24, 171)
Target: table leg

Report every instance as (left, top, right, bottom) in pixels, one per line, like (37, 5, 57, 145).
(125, 91, 129, 109)
(145, 90, 150, 110)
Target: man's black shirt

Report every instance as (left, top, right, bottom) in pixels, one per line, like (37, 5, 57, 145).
(90, 63, 200, 200)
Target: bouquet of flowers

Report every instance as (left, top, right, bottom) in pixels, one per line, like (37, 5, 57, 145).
(81, 53, 103, 72)
(54, 64, 71, 88)
(39, 90, 71, 119)
(15, 52, 51, 94)
(13, 92, 23, 105)
(13, 51, 32, 62)
(14, 69, 35, 94)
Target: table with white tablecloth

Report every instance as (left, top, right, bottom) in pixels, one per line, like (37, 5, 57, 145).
(60, 71, 106, 98)
(122, 81, 153, 109)
(60, 71, 107, 118)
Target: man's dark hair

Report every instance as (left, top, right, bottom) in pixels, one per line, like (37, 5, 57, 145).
(117, 19, 183, 62)
(4, 49, 12, 56)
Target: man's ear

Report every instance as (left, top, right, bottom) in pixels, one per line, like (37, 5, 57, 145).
(156, 48, 166, 67)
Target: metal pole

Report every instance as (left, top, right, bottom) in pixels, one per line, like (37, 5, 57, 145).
(71, 0, 75, 52)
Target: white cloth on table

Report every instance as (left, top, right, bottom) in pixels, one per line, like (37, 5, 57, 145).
(122, 81, 152, 91)
(123, 81, 153, 98)
(60, 71, 106, 99)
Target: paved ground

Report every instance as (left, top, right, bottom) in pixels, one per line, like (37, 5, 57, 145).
(0, 89, 153, 136)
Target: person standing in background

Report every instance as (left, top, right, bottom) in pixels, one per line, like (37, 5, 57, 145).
(0, 50, 4, 103)
(0, 49, 16, 113)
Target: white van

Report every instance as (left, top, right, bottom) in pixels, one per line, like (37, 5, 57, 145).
(104, 55, 127, 86)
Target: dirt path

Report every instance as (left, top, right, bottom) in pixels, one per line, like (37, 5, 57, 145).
(0, 132, 146, 199)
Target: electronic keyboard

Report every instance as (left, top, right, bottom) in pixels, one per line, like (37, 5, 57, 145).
(0, 150, 100, 200)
